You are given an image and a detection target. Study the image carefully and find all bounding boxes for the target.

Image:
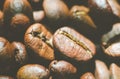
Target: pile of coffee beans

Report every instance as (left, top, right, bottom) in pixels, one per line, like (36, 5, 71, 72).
(0, 0, 120, 79)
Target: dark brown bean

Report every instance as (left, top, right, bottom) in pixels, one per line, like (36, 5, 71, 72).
(17, 64, 50, 79)
(53, 27, 96, 61)
(24, 23, 54, 60)
(80, 72, 95, 79)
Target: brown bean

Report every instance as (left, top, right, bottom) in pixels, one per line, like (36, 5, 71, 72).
(3, 0, 33, 25)
(33, 10, 45, 22)
(17, 64, 50, 79)
(53, 27, 96, 61)
(95, 60, 110, 79)
(0, 37, 13, 63)
(11, 41, 27, 65)
(110, 63, 120, 79)
(70, 5, 96, 28)
(49, 60, 77, 79)
(43, 0, 69, 21)
(24, 23, 54, 60)
(80, 72, 95, 79)
(102, 23, 120, 57)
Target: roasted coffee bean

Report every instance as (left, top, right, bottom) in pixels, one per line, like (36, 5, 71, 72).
(3, 0, 33, 25)
(0, 37, 13, 63)
(0, 75, 14, 79)
(49, 60, 77, 79)
(102, 23, 120, 57)
(95, 60, 110, 79)
(43, 0, 69, 21)
(0, 37, 15, 74)
(11, 41, 27, 65)
(24, 23, 54, 60)
(80, 72, 95, 79)
(7, 13, 31, 42)
(17, 64, 50, 79)
(107, 0, 120, 17)
(53, 27, 96, 61)
(88, 0, 120, 17)
(10, 13, 30, 32)
(7, 13, 30, 42)
(88, 0, 120, 35)
(70, 5, 96, 28)
(0, 0, 120, 78)
(88, 0, 112, 13)
(110, 63, 120, 79)
(33, 10, 45, 23)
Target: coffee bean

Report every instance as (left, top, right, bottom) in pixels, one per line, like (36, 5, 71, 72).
(95, 60, 110, 79)
(3, 0, 33, 25)
(80, 72, 95, 79)
(49, 60, 77, 79)
(53, 27, 96, 61)
(102, 23, 120, 57)
(33, 10, 45, 23)
(43, 0, 69, 21)
(110, 63, 120, 79)
(70, 5, 96, 29)
(17, 64, 50, 79)
(0, 37, 13, 63)
(88, 0, 120, 35)
(24, 23, 54, 60)
(11, 41, 27, 65)
(0, 37, 16, 75)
